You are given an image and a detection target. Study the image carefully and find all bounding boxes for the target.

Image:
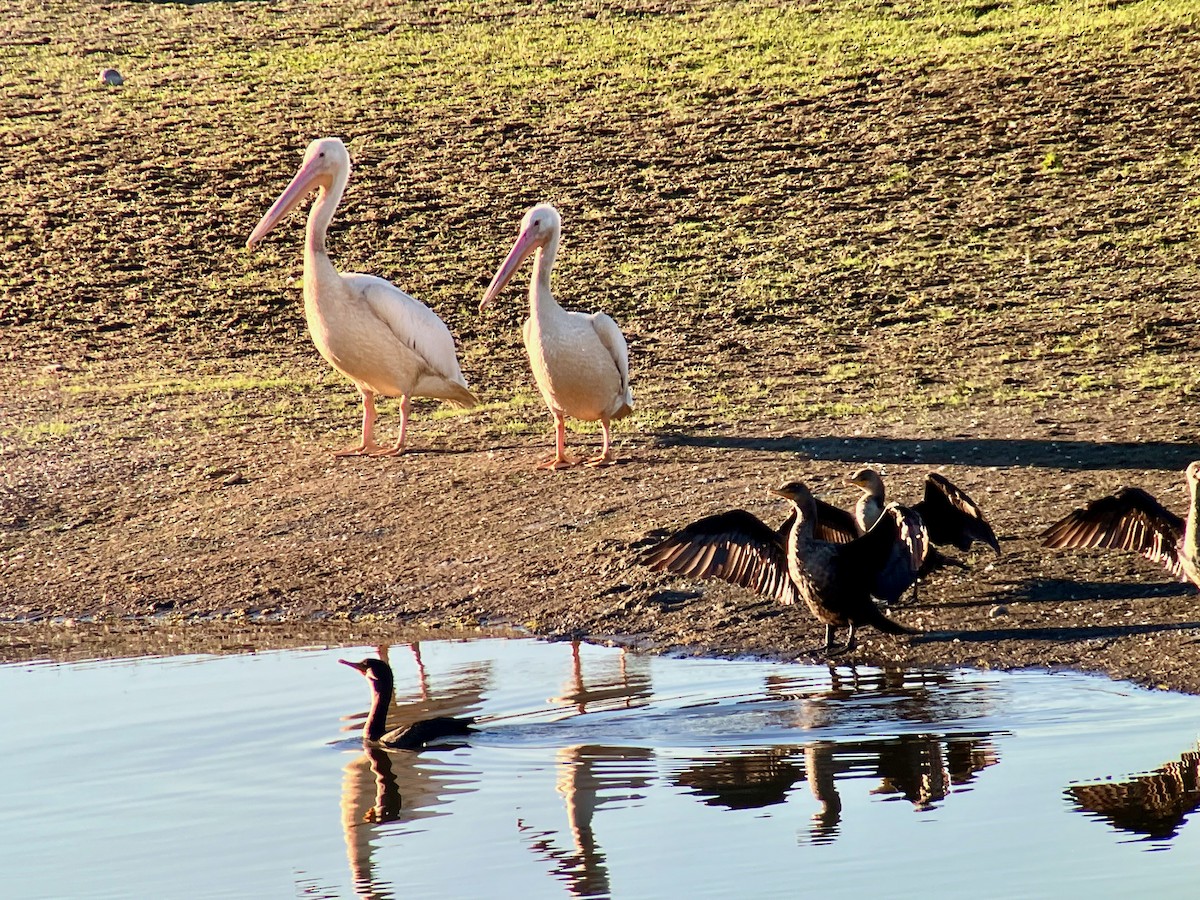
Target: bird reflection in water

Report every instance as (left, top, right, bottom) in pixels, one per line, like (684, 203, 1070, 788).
(518, 642, 654, 898)
(338, 643, 487, 899)
(547, 640, 653, 716)
(677, 665, 1000, 844)
(519, 744, 653, 899)
(672, 733, 997, 846)
(1067, 744, 1200, 842)
(340, 745, 401, 900)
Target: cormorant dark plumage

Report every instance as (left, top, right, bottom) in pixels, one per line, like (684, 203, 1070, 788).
(339, 658, 476, 750)
(1040, 461, 1200, 590)
(846, 469, 1001, 554)
(639, 480, 917, 653)
(842, 469, 1001, 605)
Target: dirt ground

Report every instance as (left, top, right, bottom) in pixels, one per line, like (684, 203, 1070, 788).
(2, 3, 1198, 690)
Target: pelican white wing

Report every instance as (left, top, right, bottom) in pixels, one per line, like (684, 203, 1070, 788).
(346, 273, 472, 390)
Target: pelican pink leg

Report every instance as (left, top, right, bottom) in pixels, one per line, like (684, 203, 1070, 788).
(335, 389, 384, 456)
(538, 410, 578, 470)
(584, 418, 615, 467)
(372, 395, 411, 457)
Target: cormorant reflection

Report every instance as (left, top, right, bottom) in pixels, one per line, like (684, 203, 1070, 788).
(1067, 744, 1200, 841)
(767, 663, 996, 731)
(340, 746, 401, 900)
(674, 735, 997, 845)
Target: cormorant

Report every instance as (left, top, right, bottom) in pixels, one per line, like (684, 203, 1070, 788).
(1040, 461, 1200, 590)
(339, 658, 477, 750)
(640, 480, 917, 653)
(842, 469, 1002, 604)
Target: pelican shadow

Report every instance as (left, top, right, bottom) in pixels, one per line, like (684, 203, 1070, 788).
(650, 433, 1197, 472)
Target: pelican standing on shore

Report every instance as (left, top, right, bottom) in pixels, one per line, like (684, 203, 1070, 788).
(480, 204, 633, 469)
(247, 137, 477, 456)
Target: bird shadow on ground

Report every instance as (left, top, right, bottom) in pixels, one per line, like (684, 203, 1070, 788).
(943, 579, 1198, 608)
(649, 433, 1197, 472)
(643, 589, 706, 611)
(913, 620, 1200, 645)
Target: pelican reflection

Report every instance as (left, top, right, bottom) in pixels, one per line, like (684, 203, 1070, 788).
(548, 641, 653, 716)
(519, 743, 654, 899)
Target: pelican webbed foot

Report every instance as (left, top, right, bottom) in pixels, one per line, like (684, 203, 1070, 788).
(334, 442, 384, 457)
(368, 444, 407, 458)
(537, 454, 579, 471)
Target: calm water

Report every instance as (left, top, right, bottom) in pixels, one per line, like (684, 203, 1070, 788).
(2, 638, 1198, 899)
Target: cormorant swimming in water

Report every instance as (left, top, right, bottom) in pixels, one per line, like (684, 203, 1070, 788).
(339, 657, 476, 750)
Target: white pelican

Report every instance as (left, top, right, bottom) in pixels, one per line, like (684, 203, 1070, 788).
(479, 204, 633, 469)
(246, 137, 477, 456)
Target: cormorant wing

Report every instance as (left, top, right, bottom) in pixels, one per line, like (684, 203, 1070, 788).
(834, 503, 906, 590)
(916, 473, 1001, 553)
(1040, 487, 1185, 579)
(814, 499, 859, 544)
(827, 507, 920, 634)
(381, 716, 477, 750)
(640, 509, 799, 605)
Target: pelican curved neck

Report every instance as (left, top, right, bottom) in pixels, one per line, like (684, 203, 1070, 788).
(528, 230, 561, 315)
(305, 170, 347, 258)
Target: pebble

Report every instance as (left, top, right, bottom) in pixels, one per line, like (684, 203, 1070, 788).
(99, 68, 123, 86)
(989, 604, 1008, 618)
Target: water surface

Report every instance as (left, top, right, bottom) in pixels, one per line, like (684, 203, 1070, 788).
(2, 638, 1197, 899)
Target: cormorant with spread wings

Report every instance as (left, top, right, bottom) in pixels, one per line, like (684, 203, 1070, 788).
(640, 480, 918, 654)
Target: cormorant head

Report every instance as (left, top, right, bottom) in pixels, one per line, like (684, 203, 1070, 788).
(771, 481, 812, 503)
(338, 657, 394, 691)
(845, 468, 885, 497)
